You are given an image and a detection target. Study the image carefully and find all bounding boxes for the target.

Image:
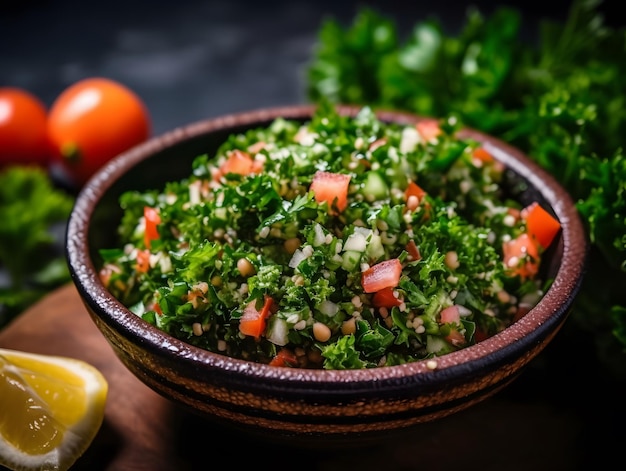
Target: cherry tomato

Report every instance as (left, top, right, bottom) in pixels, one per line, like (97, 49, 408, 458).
(47, 77, 151, 186)
(0, 87, 50, 167)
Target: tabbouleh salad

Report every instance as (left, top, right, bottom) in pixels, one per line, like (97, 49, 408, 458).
(98, 104, 561, 370)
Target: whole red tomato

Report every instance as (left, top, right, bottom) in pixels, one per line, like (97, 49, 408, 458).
(0, 87, 50, 167)
(48, 77, 151, 186)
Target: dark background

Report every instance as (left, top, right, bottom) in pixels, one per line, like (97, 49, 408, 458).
(2, 0, 619, 135)
(1, 1, 624, 470)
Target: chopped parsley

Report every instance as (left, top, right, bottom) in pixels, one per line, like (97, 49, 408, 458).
(99, 104, 556, 369)
(0, 166, 74, 327)
(305, 0, 626, 377)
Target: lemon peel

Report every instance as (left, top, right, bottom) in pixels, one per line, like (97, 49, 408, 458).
(0, 348, 108, 471)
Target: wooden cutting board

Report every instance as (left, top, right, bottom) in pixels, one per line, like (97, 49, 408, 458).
(0, 284, 582, 470)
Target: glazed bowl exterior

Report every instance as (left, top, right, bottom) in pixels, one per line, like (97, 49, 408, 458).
(65, 105, 587, 443)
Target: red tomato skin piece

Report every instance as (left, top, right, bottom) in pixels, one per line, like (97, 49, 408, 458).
(361, 259, 402, 293)
(135, 249, 151, 273)
(239, 296, 273, 338)
(372, 287, 403, 308)
(445, 328, 467, 347)
(503, 233, 540, 279)
(405, 240, 421, 262)
(416, 119, 441, 141)
(521, 202, 561, 249)
(218, 149, 263, 178)
(405, 181, 426, 202)
(269, 349, 298, 367)
(143, 206, 161, 249)
(439, 305, 461, 324)
(472, 147, 494, 163)
(310, 171, 351, 214)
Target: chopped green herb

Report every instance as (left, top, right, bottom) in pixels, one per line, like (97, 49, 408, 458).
(100, 105, 558, 369)
(0, 166, 75, 327)
(306, 0, 626, 377)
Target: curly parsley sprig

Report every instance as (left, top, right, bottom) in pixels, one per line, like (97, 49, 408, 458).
(306, 0, 626, 377)
(0, 166, 75, 327)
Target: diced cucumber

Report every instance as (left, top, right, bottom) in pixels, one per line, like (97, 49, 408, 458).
(366, 233, 385, 260)
(363, 171, 389, 201)
(342, 250, 363, 271)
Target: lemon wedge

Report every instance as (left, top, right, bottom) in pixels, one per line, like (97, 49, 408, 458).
(0, 348, 108, 471)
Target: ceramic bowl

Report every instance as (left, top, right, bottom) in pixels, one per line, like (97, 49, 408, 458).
(65, 105, 587, 445)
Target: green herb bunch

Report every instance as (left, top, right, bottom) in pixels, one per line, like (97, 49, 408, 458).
(0, 166, 75, 327)
(306, 0, 626, 377)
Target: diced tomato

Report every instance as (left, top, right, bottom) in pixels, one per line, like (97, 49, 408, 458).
(439, 305, 460, 324)
(247, 141, 267, 154)
(218, 149, 262, 179)
(445, 328, 467, 347)
(144, 206, 161, 249)
(416, 119, 441, 141)
(145, 297, 163, 316)
(152, 301, 163, 316)
(310, 171, 351, 214)
(362, 259, 402, 293)
(99, 264, 126, 292)
(521, 202, 561, 249)
(268, 348, 298, 367)
(187, 288, 207, 309)
(405, 181, 426, 203)
(439, 306, 465, 347)
(136, 249, 151, 273)
(471, 146, 504, 172)
(98, 268, 111, 287)
(405, 240, 421, 262)
(239, 296, 274, 339)
(98, 263, 119, 287)
(439, 305, 468, 346)
(372, 286, 403, 308)
(502, 233, 540, 279)
(472, 147, 494, 163)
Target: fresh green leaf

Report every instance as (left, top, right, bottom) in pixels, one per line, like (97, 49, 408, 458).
(0, 166, 74, 326)
(306, 0, 626, 378)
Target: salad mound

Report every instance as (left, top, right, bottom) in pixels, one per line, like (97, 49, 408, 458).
(99, 105, 560, 370)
